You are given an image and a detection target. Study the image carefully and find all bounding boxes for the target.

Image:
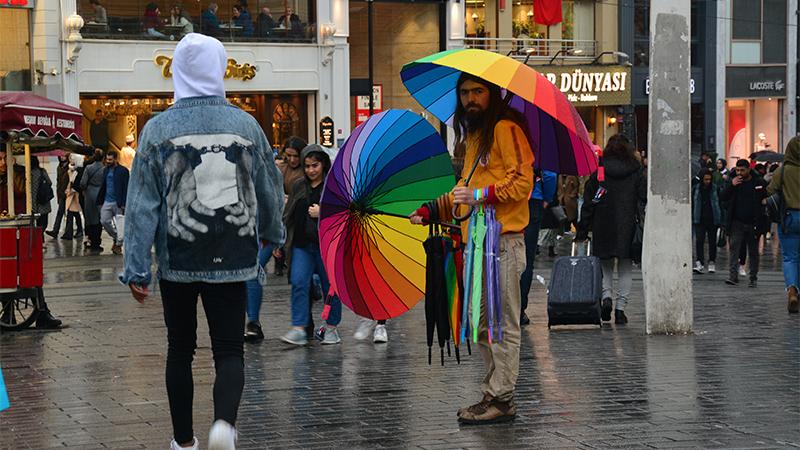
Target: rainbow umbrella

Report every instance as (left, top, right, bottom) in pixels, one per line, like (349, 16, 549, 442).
(401, 48, 597, 176)
(319, 109, 456, 320)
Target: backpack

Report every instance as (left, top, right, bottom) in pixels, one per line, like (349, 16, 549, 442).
(37, 170, 55, 205)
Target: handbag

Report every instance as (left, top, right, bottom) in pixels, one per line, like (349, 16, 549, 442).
(765, 166, 785, 224)
(716, 227, 727, 248)
(36, 173, 54, 205)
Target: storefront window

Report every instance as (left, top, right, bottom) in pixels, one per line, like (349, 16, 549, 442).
(77, 0, 316, 43)
(726, 98, 781, 165)
(0, 8, 32, 91)
(79, 93, 308, 150)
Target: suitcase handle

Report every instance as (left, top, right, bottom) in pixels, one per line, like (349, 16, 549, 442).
(571, 239, 591, 257)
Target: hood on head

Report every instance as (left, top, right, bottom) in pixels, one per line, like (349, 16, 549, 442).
(172, 33, 227, 101)
(785, 136, 800, 166)
(603, 156, 642, 179)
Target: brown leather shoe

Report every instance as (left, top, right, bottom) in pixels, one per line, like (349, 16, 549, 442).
(789, 287, 799, 314)
(457, 394, 492, 418)
(458, 397, 517, 425)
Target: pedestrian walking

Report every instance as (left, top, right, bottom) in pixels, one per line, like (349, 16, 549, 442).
(692, 169, 722, 274)
(62, 161, 84, 240)
(45, 155, 70, 239)
(279, 144, 343, 346)
(576, 134, 646, 325)
(29, 157, 53, 230)
(121, 33, 284, 450)
(410, 72, 534, 424)
(768, 137, 800, 313)
(97, 149, 129, 255)
(119, 134, 137, 171)
(80, 149, 106, 251)
(518, 169, 555, 325)
(721, 159, 768, 287)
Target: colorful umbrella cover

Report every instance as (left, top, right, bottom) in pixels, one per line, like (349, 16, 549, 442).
(401, 48, 597, 176)
(319, 109, 455, 320)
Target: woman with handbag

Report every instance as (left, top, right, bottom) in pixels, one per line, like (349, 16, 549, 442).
(576, 135, 646, 324)
(768, 137, 800, 313)
(278, 145, 342, 345)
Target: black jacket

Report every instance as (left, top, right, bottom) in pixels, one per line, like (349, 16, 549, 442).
(96, 165, 130, 208)
(577, 156, 646, 260)
(719, 173, 768, 229)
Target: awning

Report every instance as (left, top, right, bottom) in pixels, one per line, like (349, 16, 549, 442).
(0, 92, 84, 144)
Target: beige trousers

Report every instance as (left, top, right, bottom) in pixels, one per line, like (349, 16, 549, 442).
(478, 233, 524, 402)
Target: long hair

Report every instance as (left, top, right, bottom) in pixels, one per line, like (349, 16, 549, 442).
(603, 134, 641, 164)
(452, 72, 529, 166)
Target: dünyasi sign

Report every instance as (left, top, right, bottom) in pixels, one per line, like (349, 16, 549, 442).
(538, 65, 631, 107)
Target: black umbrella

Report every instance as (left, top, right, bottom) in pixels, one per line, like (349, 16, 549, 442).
(750, 150, 784, 163)
(423, 202, 451, 366)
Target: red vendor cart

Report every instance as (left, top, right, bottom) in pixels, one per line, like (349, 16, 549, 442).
(0, 92, 88, 331)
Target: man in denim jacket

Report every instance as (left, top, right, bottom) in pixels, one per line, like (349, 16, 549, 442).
(120, 33, 283, 450)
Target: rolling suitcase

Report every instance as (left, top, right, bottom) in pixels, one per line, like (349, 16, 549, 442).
(547, 240, 602, 328)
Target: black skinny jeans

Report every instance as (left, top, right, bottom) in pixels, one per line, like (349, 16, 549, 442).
(160, 280, 246, 444)
(694, 222, 717, 264)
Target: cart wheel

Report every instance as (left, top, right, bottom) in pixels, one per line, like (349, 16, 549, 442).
(0, 289, 41, 331)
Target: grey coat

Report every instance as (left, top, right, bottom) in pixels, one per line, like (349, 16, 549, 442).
(80, 161, 105, 225)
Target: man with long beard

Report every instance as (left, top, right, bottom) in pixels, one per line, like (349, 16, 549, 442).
(410, 73, 534, 424)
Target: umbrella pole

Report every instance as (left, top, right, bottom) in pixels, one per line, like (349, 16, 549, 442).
(5, 142, 14, 218)
(24, 144, 32, 215)
(367, 208, 461, 231)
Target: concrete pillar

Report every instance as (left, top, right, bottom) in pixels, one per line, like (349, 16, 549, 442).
(715, 0, 728, 160)
(497, 1, 513, 55)
(785, 0, 798, 143)
(445, 0, 465, 50)
(643, 0, 693, 335)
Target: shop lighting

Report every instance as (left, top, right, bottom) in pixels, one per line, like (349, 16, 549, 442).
(471, 12, 478, 19)
(591, 51, 630, 65)
(540, 48, 583, 65)
(527, 9, 533, 17)
(607, 116, 617, 126)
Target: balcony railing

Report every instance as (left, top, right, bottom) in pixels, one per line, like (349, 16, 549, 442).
(463, 38, 598, 61)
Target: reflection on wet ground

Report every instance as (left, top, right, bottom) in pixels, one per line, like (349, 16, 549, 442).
(1, 234, 798, 448)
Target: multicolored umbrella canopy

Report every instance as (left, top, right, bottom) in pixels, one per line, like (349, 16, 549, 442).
(319, 109, 456, 320)
(400, 48, 597, 176)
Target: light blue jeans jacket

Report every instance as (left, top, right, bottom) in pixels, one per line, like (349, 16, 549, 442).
(120, 96, 285, 286)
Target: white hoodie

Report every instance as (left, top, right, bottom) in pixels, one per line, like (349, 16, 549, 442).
(172, 33, 227, 101)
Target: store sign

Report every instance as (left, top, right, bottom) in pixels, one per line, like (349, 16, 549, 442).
(154, 55, 257, 81)
(644, 77, 696, 95)
(726, 66, 787, 98)
(0, 0, 34, 8)
(320, 116, 335, 148)
(538, 66, 631, 106)
(355, 85, 383, 125)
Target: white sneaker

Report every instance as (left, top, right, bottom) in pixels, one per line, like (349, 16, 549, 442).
(353, 318, 375, 340)
(170, 436, 198, 450)
(373, 324, 388, 343)
(692, 261, 704, 274)
(739, 265, 747, 277)
(280, 328, 307, 346)
(208, 419, 237, 450)
(707, 262, 716, 273)
(321, 327, 341, 345)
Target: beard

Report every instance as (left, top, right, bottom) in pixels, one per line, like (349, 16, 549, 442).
(465, 107, 487, 133)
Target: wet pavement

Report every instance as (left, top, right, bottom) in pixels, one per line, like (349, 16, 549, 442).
(1, 235, 798, 449)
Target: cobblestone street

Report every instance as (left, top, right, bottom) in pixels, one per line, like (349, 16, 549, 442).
(1, 237, 798, 449)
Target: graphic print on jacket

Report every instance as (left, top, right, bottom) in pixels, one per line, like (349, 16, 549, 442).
(163, 133, 258, 272)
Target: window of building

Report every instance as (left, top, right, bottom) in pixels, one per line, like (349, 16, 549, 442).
(77, 0, 316, 43)
(0, 8, 32, 91)
(727, 0, 787, 65)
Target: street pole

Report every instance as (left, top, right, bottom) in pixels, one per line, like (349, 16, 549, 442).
(367, 0, 374, 115)
(643, 0, 692, 334)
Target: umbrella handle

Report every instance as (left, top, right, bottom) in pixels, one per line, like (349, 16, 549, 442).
(452, 203, 473, 221)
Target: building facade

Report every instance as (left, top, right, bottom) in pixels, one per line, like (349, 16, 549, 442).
(2, 0, 352, 151)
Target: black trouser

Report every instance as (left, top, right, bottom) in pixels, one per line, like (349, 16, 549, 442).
(64, 212, 83, 237)
(694, 223, 717, 264)
(36, 214, 48, 230)
(729, 220, 759, 281)
(519, 198, 544, 312)
(159, 279, 246, 444)
(85, 224, 102, 248)
(50, 198, 66, 233)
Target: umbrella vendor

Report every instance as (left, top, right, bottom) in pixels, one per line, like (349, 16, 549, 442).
(410, 72, 534, 425)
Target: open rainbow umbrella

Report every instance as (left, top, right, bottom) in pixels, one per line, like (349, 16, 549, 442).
(319, 109, 455, 320)
(401, 48, 597, 176)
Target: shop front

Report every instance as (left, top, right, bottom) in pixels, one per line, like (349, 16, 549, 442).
(74, 40, 332, 150)
(724, 66, 787, 165)
(537, 64, 632, 146)
(0, 0, 33, 91)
